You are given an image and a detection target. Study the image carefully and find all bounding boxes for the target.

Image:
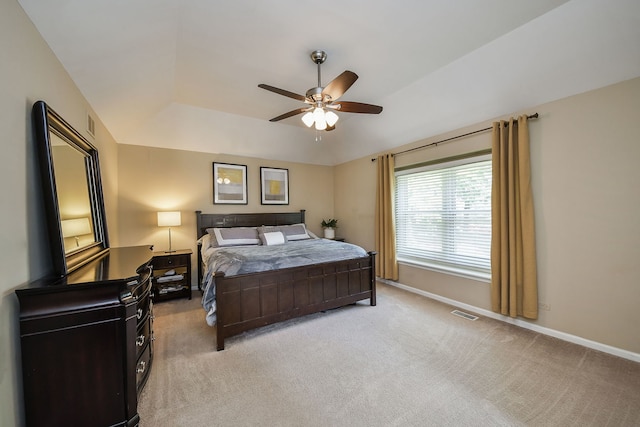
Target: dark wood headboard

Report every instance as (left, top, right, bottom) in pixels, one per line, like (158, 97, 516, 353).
(195, 210, 306, 239)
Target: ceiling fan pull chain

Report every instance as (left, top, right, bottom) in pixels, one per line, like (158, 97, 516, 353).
(315, 129, 322, 143)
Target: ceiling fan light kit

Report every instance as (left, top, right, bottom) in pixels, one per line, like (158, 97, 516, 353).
(258, 50, 383, 134)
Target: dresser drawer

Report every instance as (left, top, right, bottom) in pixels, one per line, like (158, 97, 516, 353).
(136, 343, 152, 391)
(153, 254, 190, 270)
(136, 293, 151, 326)
(135, 318, 152, 359)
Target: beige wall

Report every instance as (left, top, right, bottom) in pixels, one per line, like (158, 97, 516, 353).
(1, 1, 120, 425)
(336, 77, 640, 355)
(116, 145, 335, 287)
(3, 0, 639, 423)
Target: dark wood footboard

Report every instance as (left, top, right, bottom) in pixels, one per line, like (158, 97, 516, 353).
(214, 251, 376, 350)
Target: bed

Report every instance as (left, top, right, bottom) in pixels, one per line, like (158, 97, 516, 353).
(195, 210, 376, 350)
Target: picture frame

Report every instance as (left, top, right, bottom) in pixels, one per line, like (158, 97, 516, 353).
(260, 167, 289, 205)
(213, 162, 247, 204)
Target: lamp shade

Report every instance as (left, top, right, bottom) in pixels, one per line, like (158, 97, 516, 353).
(313, 107, 327, 130)
(325, 110, 339, 127)
(301, 111, 314, 127)
(61, 217, 92, 237)
(157, 211, 181, 227)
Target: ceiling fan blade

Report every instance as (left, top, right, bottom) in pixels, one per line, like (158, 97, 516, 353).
(258, 84, 307, 102)
(335, 101, 383, 114)
(326, 124, 336, 131)
(269, 108, 309, 122)
(322, 71, 358, 101)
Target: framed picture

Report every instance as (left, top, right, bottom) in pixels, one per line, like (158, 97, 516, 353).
(260, 167, 289, 205)
(213, 162, 247, 204)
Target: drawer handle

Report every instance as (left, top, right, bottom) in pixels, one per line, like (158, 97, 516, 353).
(136, 334, 146, 347)
(136, 361, 146, 374)
(136, 308, 143, 320)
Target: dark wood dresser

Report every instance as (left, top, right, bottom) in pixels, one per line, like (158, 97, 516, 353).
(15, 245, 154, 427)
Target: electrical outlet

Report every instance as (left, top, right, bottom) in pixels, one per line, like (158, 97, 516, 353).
(538, 302, 551, 311)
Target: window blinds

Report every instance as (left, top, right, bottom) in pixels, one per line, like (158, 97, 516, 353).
(395, 158, 492, 277)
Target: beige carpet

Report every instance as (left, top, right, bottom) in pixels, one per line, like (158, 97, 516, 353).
(138, 283, 640, 426)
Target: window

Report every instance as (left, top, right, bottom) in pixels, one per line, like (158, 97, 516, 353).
(395, 153, 491, 280)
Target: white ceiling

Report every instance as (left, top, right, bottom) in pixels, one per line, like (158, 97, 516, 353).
(18, 0, 640, 165)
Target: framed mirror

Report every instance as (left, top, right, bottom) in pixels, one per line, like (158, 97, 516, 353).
(33, 100, 109, 276)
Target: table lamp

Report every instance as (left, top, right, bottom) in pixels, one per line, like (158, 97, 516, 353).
(157, 211, 181, 253)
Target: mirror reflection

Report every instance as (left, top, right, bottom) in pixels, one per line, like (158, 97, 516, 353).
(51, 133, 97, 253)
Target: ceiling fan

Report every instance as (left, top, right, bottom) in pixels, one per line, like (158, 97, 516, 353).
(258, 50, 383, 132)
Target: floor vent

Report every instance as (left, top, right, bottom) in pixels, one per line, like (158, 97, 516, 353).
(451, 310, 479, 321)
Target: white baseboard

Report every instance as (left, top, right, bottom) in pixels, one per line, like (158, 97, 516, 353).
(378, 279, 640, 363)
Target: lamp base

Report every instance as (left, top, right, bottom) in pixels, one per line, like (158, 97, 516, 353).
(164, 227, 177, 254)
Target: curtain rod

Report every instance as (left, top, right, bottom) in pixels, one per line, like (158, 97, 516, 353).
(371, 113, 538, 161)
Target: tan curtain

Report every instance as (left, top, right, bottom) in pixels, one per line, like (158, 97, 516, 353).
(375, 154, 399, 280)
(491, 116, 538, 319)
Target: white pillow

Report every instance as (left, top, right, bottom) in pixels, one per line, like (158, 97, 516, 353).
(261, 231, 286, 246)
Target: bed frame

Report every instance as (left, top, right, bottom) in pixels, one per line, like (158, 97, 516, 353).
(196, 210, 376, 351)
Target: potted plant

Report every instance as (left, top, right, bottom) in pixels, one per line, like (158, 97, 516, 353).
(321, 218, 338, 239)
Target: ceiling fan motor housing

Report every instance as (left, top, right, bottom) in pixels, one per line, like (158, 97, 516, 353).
(306, 87, 327, 103)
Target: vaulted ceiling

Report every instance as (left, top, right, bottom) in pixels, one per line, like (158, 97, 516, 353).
(18, 0, 640, 165)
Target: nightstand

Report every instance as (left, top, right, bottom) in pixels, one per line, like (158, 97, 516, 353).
(151, 249, 192, 301)
(334, 237, 345, 242)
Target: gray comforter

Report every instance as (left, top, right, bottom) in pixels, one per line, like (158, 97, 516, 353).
(202, 239, 368, 326)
